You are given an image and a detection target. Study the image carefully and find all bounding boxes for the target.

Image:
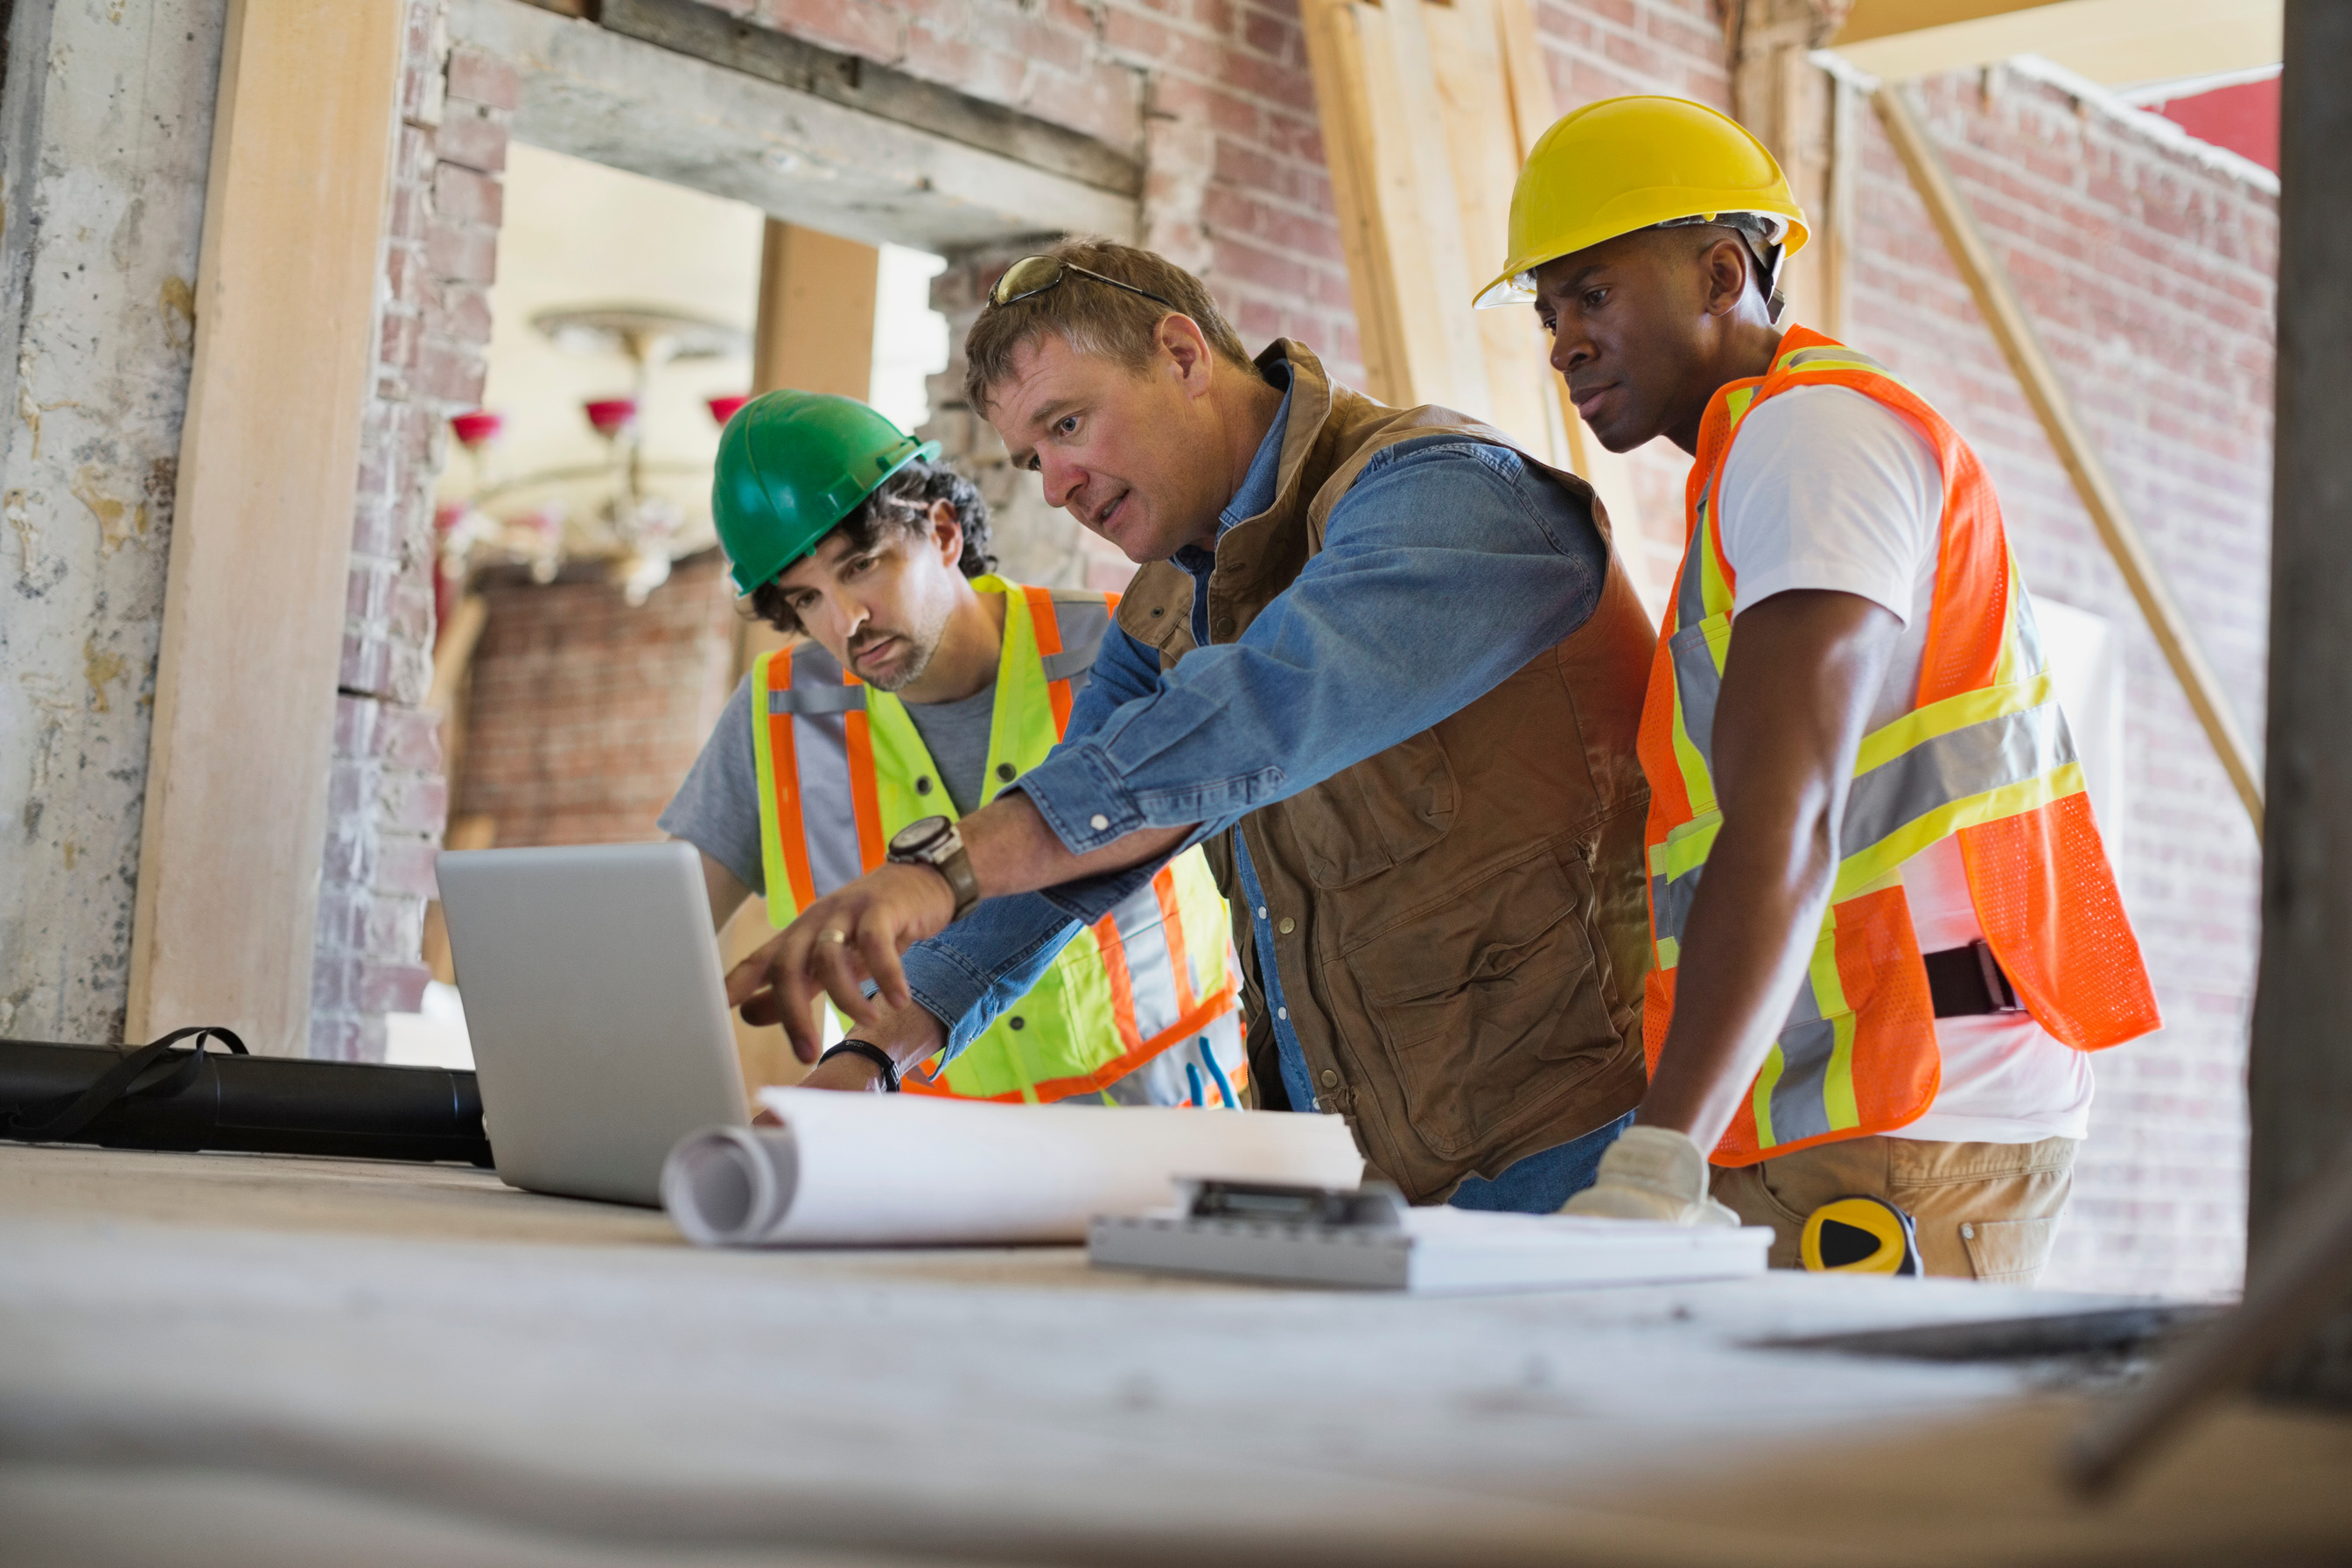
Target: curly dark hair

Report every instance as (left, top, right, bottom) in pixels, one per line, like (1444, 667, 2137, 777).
(745, 458, 994, 636)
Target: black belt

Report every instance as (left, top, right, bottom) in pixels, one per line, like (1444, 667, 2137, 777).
(1924, 940, 2026, 1018)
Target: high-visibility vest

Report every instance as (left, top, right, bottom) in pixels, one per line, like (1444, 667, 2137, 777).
(1640, 326, 2160, 1166)
(749, 574, 1242, 1102)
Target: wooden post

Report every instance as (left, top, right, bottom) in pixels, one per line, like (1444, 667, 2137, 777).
(125, 0, 407, 1054)
(725, 220, 882, 1093)
(752, 220, 879, 402)
(1726, 0, 1848, 334)
(1818, 68, 1859, 340)
(2249, 0, 2352, 1404)
(1872, 80, 2265, 834)
(735, 220, 881, 686)
(1298, 0, 1646, 547)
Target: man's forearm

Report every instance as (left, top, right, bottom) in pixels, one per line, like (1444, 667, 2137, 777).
(962, 791, 1193, 901)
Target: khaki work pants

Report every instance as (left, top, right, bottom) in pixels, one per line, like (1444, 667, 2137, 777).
(1710, 1134, 2077, 1284)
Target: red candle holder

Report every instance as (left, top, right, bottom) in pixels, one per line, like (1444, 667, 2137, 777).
(706, 394, 751, 427)
(450, 410, 503, 448)
(583, 397, 639, 438)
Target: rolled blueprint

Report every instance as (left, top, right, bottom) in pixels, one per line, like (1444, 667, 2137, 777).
(662, 1088, 1364, 1247)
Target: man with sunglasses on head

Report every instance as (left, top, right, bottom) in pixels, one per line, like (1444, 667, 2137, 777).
(729, 238, 1658, 1212)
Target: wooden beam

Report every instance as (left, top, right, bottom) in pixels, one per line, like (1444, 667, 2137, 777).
(456, 0, 1136, 255)
(2245, 0, 2352, 1405)
(1726, 3, 1848, 334)
(1819, 69, 1860, 340)
(1299, 0, 1486, 416)
(596, 0, 1140, 200)
(738, 218, 878, 685)
(1871, 80, 2264, 832)
(1840, 0, 2096, 43)
(1834, 0, 2282, 88)
(1298, 0, 1648, 558)
(125, 0, 407, 1053)
(752, 221, 878, 402)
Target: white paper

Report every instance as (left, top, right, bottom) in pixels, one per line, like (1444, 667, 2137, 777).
(662, 1088, 1365, 1247)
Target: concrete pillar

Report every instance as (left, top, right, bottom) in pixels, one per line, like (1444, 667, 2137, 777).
(2249, 0, 2352, 1404)
(0, 0, 228, 1044)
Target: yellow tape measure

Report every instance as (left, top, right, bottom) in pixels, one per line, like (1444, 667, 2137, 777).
(1800, 1195, 1921, 1275)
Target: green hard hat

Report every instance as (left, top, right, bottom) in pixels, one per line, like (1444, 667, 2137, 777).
(712, 390, 941, 596)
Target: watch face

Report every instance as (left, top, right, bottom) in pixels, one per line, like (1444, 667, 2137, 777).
(889, 815, 953, 858)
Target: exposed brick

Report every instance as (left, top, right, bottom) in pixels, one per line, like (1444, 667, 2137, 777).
(376, 309, 420, 372)
(432, 283, 495, 346)
(374, 838, 443, 901)
(384, 241, 424, 309)
(756, 0, 906, 63)
(424, 219, 498, 286)
(444, 45, 521, 111)
(431, 162, 504, 228)
(359, 960, 432, 1016)
(414, 338, 488, 406)
(333, 695, 379, 759)
(339, 633, 390, 697)
(454, 556, 741, 846)
(436, 102, 509, 173)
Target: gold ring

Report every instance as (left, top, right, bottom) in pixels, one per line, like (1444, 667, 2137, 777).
(818, 928, 850, 945)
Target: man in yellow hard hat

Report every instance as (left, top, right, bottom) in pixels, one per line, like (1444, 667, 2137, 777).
(666, 390, 1242, 1107)
(1485, 96, 2160, 1282)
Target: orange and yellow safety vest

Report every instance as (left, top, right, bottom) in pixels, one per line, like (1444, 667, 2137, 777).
(1640, 327, 2160, 1165)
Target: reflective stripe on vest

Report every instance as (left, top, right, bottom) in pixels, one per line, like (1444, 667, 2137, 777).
(748, 575, 1239, 1103)
(1639, 327, 2160, 1165)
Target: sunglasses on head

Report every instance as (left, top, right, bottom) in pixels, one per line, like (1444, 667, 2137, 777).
(987, 255, 1180, 312)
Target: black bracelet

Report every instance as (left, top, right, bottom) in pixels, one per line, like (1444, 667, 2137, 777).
(819, 1040, 900, 1093)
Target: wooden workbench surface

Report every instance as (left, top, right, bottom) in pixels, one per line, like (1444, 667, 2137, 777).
(3, 1142, 2345, 1566)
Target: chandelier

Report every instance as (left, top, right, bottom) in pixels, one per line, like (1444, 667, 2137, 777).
(437, 304, 752, 609)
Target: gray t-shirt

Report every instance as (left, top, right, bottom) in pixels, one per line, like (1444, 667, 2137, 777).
(659, 671, 998, 897)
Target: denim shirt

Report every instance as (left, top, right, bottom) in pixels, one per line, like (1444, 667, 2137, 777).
(900, 367, 1611, 1082)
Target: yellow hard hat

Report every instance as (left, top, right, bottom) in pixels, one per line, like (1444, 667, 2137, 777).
(1474, 94, 1810, 309)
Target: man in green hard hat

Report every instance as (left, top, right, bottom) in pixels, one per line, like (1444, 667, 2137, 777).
(662, 390, 1244, 1106)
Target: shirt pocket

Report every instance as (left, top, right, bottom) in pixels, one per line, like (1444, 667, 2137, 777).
(1341, 849, 1619, 1159)
(1288, 731, 1458, 889)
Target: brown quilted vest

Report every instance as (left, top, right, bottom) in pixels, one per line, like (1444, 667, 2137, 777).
(1113, 340, 1657, 1203)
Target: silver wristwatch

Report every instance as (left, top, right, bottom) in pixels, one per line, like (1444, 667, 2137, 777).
(886, 815, 981, 922)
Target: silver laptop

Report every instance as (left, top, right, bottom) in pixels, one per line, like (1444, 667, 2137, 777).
(437, 842, 749, 1205)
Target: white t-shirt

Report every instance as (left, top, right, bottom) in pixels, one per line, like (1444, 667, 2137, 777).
(1713, 383, 2091, 1144)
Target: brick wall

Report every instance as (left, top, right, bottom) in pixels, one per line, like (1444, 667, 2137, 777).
(311, 0, 510, 1060)
(1842, 65, 2273, 1298)
(452, 552, 740, 848)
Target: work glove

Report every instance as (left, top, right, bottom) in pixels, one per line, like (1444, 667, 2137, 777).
(1559, 1124, 1741, 1226)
